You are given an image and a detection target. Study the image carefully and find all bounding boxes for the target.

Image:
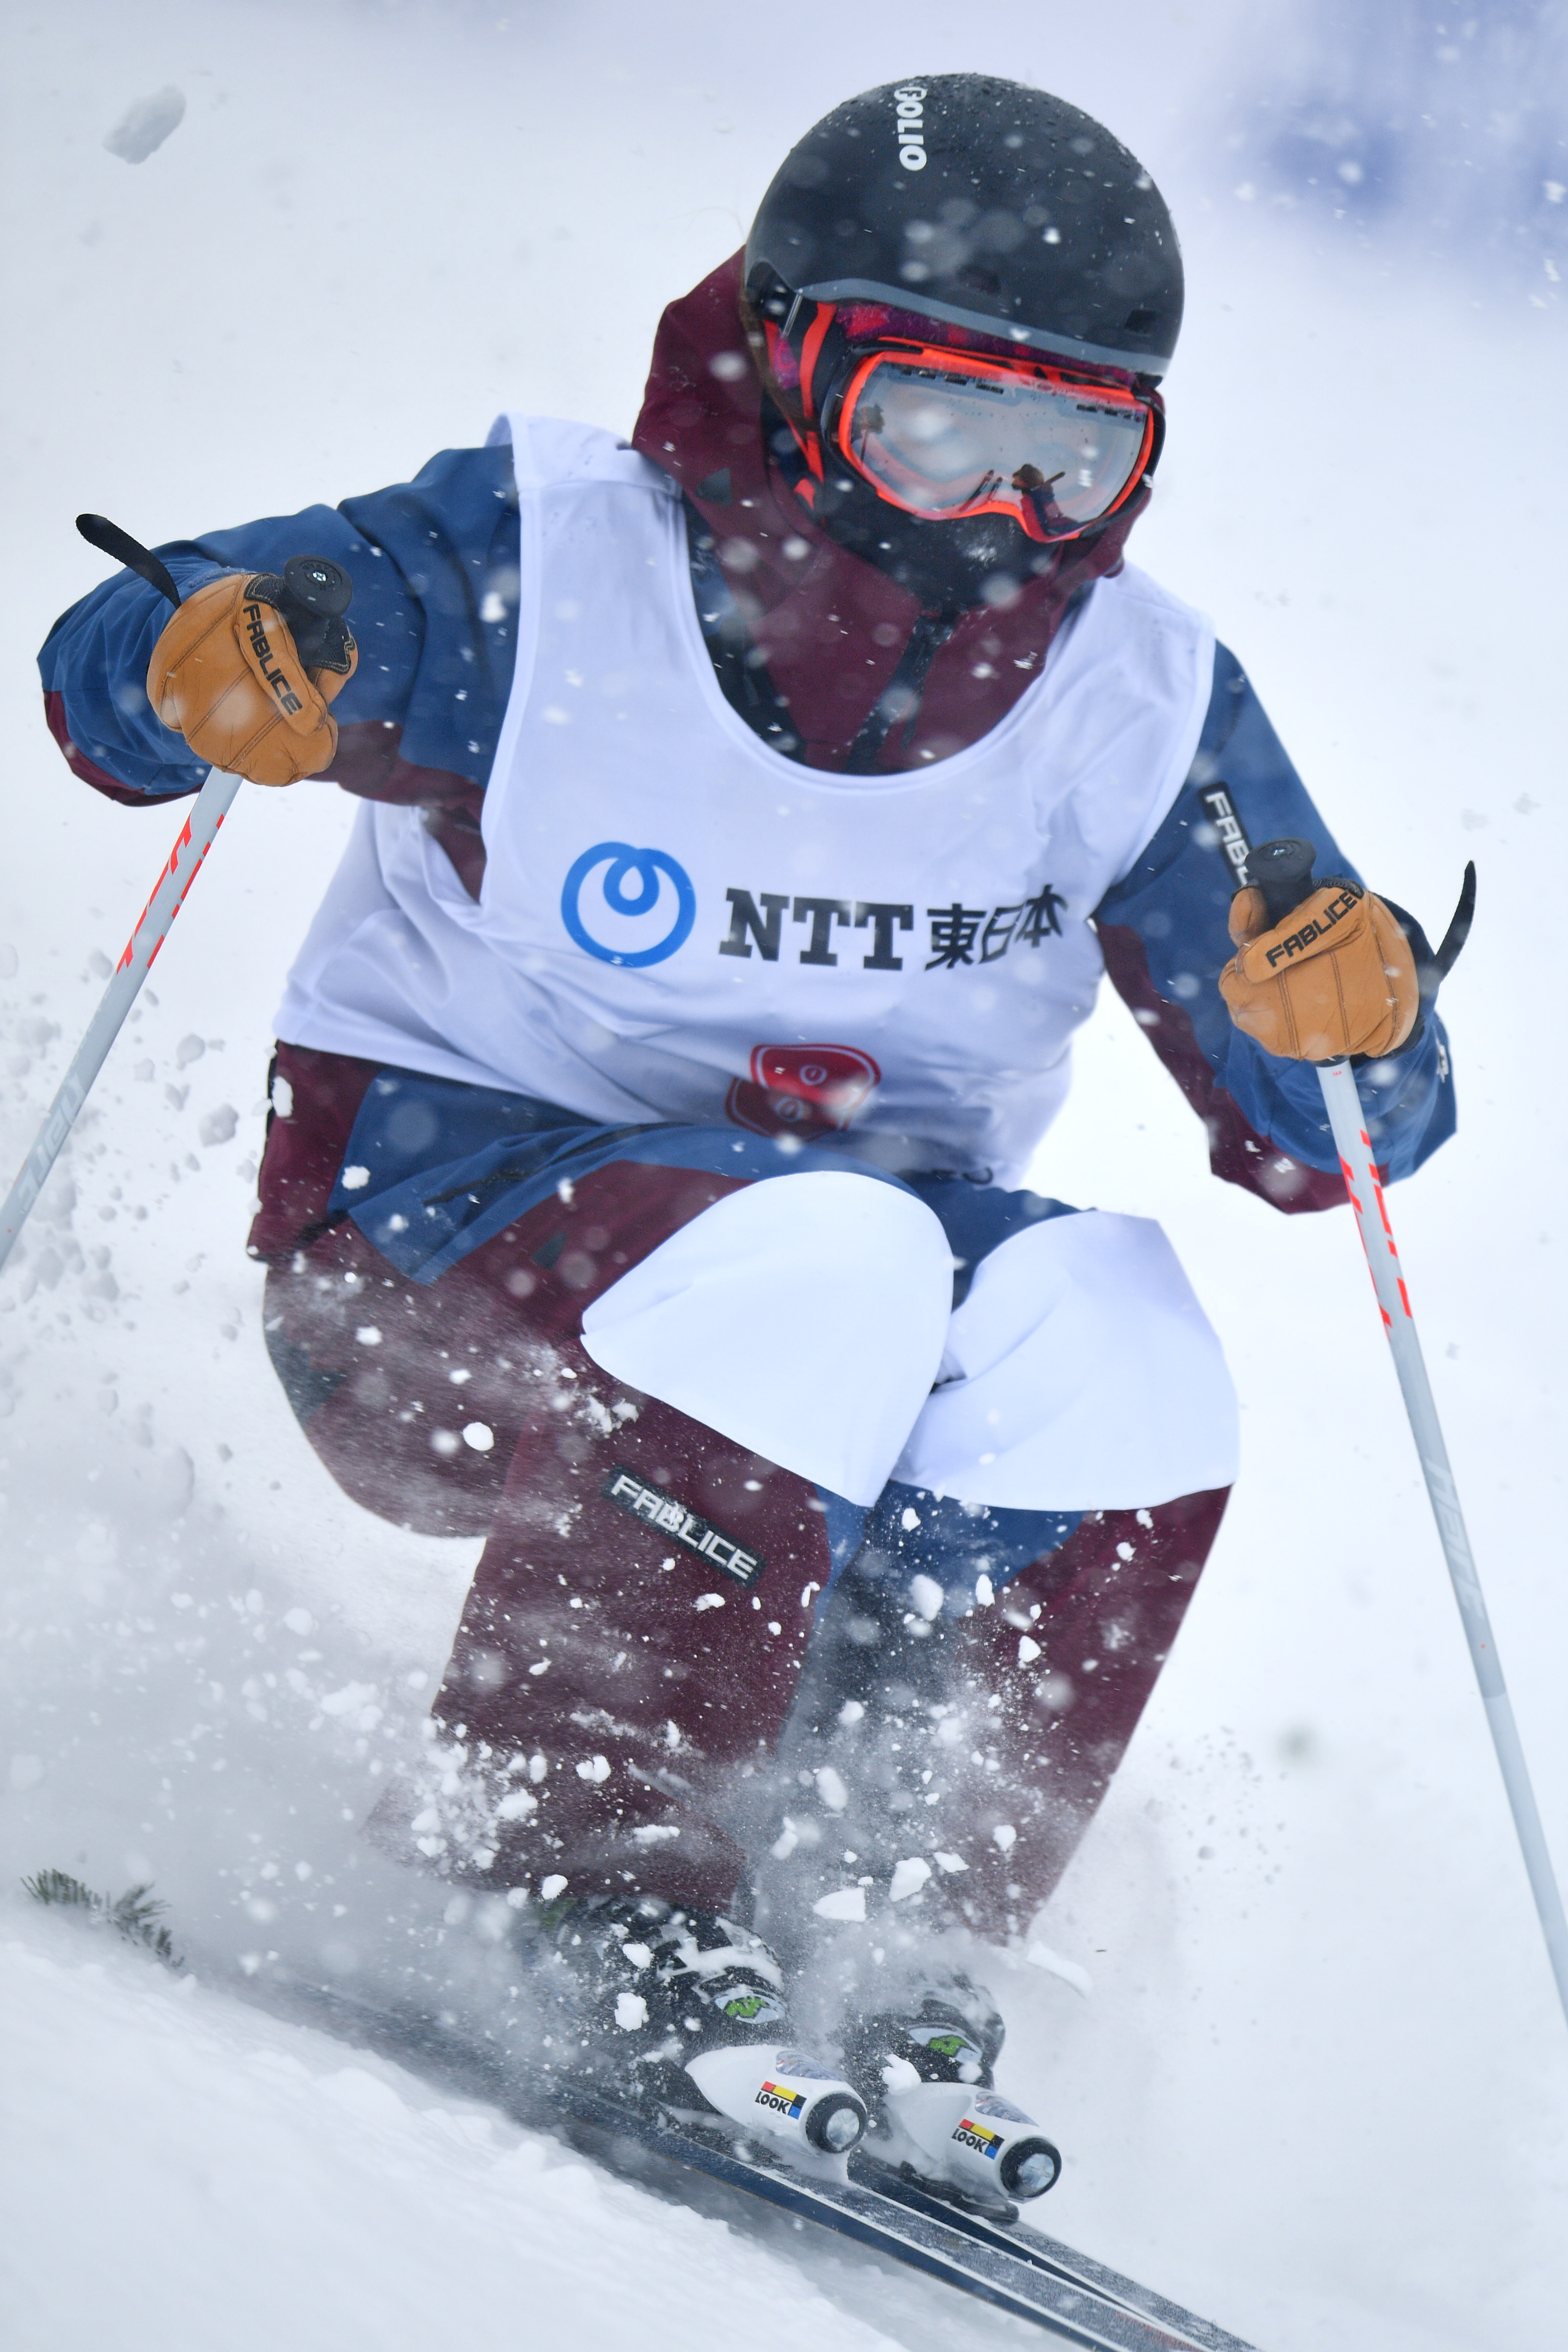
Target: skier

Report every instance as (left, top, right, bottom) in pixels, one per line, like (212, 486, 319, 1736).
(39, 76, 1454, 2181)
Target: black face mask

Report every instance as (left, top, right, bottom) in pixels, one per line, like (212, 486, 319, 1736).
(808, 463, 1058, 615)
(762, 397, 1055, 616)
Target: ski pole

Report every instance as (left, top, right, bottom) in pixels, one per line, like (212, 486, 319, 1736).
(0, 517, 349, 1275)
(1248, 836, 1568, 2033)
(0, 762, 241, 1274)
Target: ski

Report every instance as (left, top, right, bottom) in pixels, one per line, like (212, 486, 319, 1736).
(849, 2156, 1255, 2352)
(267, 1974, 1260, 2351)
(539, 2076, 1257, 2351)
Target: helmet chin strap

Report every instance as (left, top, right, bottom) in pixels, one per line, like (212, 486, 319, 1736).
(841, 608, 960, 774)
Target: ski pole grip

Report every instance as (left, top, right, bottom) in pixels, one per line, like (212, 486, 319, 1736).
(1248, 836, 1318, 927)
(271, 554, 354, 673)
(280, 553, 352, 624)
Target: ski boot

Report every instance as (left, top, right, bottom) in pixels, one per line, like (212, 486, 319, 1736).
(839, 1967, 1061, 2218)
(523, 1893, 867, 2161)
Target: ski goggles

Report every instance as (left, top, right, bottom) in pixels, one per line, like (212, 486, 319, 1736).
(822, 343, 1157, 543)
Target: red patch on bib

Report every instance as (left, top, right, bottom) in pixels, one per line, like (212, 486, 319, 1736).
(725, 1044, 881, 1140)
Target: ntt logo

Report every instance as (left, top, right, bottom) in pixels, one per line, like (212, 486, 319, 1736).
(893, 83, 927, 171)
(560, 841, 696, 967)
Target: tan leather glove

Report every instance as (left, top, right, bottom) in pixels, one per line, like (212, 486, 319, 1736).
(1218, 877, 1419, 1061)
(146, 573, 356, 786)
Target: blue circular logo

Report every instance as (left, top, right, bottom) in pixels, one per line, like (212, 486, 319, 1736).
(560, 841, 696, 967)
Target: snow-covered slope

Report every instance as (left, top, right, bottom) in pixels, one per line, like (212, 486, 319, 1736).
(1, 1916, 950, 2352)
(2, 6, 1565, 2350)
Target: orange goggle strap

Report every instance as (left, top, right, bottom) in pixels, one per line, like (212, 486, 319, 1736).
(763, 309, 832, 486)
(829, 343, 1156, 543)
(796, 306, 835, 429)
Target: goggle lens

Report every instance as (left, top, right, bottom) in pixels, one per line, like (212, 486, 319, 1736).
(833, 351, 1152, 540)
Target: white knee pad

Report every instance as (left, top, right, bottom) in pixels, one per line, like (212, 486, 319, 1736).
(892, 1209, 1239, 1510)
(580, 1170, 952, 1505)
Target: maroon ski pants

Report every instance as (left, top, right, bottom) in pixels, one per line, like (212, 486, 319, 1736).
(253, 1043, 1228, 1939)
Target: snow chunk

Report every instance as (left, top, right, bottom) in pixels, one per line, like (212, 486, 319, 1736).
(461, 1423, 495, 1453)
(814, 1766, 848, 1812)
(615, 1992, 649, 2031)
(104, 86, 186, 164)
(908, 1573, 944, 1621)
(198, 1104, 238, 1147)
(888, 1856, 931, 1902)
(340, 1165, 371, 1191)
(539, 1874, 568, 1900)
(317, 1682, 382, 1731)
(991, 1824, 1017, 1854)
(812, 1887, 866, 1923)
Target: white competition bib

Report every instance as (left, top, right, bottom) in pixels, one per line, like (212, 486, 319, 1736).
(277, 416, 1214, 1185)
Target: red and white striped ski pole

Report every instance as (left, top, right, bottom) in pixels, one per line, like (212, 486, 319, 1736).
(0, 516, 348, 1275)
(1249, 837, 1568, 2033)
(0, 761, 242, 1273)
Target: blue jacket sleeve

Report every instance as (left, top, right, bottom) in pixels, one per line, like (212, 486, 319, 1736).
(1094, 643, 1456, 1199)
(37, 444, 520, 802)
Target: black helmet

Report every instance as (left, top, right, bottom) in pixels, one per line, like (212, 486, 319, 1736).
(746, 74, 1183, 381)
